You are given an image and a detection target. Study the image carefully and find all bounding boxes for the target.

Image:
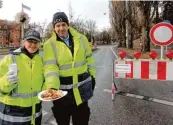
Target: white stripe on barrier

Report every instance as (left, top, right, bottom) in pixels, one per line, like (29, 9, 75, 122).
(133, 61, 141, 79)
(149, 61, 157, 80)
(115, 59, 173, 81)
(117, 61, 126, 78)
(166, 62, 173, 81)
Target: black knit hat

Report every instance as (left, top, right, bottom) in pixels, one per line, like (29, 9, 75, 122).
(52, 12, 69, 27)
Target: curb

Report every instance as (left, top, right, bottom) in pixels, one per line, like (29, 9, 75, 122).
(92, 48, 98, 52)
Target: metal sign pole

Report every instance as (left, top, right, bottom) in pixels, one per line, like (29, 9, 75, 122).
(161, 46, 163, 60)
(112, 59, 117, 100)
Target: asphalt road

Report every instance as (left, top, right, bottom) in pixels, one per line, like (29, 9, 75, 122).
(1, 45, 173, 125)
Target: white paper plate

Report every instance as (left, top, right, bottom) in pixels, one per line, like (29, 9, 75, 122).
(38, 90, 67, 101)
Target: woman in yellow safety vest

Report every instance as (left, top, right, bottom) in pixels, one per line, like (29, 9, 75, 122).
(0, 30, 44, 125)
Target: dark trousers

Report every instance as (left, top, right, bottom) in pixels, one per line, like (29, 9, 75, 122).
(52, 101, 90, 125)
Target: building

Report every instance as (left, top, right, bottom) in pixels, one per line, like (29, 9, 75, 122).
(0, 19, 21, 48)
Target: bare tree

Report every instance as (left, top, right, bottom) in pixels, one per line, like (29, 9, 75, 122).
(29, 20, 48, 39)
(71, 18, 86, 34)
(85, 20, 96, 39)
(109, 1, 126, 47)
(44, 22, 53, 39)
(126, 1, 138, 49)
(137, 1, 156, 52)
(68, 1, 74, 23)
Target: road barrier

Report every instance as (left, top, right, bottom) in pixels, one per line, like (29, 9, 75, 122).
(112, 50, 173, 100)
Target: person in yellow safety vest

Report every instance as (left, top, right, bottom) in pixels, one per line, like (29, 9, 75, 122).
(0, 30, 44, 125)
(43, 12, 96, 125)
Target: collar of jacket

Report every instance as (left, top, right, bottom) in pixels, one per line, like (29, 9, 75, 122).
(11, 47, 39, 59)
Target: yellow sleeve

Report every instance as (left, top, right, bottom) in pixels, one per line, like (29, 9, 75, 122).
(43, 40, 60, 89)
(0, 55, 17, 93)
(82, 36, 96, 78)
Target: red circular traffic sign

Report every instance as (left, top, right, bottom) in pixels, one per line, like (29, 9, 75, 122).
(150, 22, 173, 46)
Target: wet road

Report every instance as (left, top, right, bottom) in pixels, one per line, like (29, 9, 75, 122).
(89, 45, 173, 125)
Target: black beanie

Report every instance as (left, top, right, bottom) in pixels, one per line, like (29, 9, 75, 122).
(52, 12, 69, 27)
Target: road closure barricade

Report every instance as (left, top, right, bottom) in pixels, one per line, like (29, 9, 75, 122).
(112, 22, 173, 101)
(112, 50, 173, 101)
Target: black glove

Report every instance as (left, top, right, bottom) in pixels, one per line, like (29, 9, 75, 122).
(91, 76, 96, 91)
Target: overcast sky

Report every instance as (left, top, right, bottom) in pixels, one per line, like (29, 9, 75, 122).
(0, 0, 110, 30)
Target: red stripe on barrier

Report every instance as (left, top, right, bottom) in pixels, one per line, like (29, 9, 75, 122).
(157, 62, 166, 80)
(141, 61, 149, 79)
(114, 61, 118, 77)
(125, 61, 133, 78)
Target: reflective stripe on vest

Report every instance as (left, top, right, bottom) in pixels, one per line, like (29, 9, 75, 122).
(11, 91, 40, 98)
(88, 64, 95, 69)
(50, 41, 58, 65)
(60, 76, 92, 90)
(80, 37, 87, 52)
(59, 60, 87, 70)
(45, 72, 59, 78)
(0, 109, 41, 122)
(44, 59, 57, 65)
(44, 59, 87, 70)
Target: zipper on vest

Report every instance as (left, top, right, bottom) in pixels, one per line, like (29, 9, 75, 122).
(63, 43, 74, 61)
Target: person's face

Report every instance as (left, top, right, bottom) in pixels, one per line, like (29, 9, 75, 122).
(24, 40, 40, 53)
(54, 22, 69, 38)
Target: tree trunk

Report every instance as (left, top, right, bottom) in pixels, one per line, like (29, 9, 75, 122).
(145, 26, 150, 52)
(118, 39, 122, 47)
(141, 26, 146, 52)
(129, 31, 133, 49)
(122, 17, 126, 48)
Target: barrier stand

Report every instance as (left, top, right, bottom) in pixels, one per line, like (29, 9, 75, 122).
(112, 50, 126, 100)
(111, 59, 116, 100)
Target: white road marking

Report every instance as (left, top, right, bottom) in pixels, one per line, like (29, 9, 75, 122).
(125, 93, 144, 99)
(103, 89, 111, 93)
(152, 98, 173, 106)
(110, 47, 118, 59)
(103, 89, 173, 107)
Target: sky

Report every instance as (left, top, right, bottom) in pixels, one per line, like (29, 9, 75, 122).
(0, 0, 110, 30)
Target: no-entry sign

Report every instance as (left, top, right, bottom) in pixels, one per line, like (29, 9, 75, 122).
(150, 22, 173, 46)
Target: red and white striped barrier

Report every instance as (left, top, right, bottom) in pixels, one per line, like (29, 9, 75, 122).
(114, 59, 173, 81)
